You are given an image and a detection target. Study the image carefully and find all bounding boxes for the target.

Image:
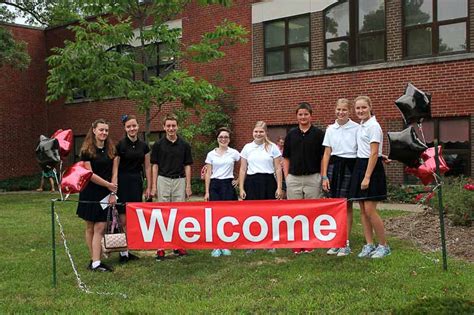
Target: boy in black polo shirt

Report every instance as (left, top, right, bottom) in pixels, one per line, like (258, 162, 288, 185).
(283, 102, 325, 254)
(151, 113, 193, 259)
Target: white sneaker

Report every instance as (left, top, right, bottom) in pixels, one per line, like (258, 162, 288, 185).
(326, 248, 340, 255)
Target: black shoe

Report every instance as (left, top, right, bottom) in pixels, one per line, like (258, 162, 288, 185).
(87, 260, 92, 270)
(119, 252, 140, 263)
(91, 262, 113, 272)
(173, 249, 188, 257)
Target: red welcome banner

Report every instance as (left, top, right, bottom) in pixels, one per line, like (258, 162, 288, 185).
(126, 199, 347, 249)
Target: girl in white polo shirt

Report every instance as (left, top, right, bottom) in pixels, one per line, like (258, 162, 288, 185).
(321, 98, 359, 257)
(204, 127, 240, 257)
(349, 96, 390, 259)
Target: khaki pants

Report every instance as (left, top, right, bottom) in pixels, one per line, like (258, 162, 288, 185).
(157, 176, 186, 202)
(286, 173, 322, 200)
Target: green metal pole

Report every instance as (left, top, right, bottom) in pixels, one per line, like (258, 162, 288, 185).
(434, 139, 448, 271)
(51, 200, 57, 287)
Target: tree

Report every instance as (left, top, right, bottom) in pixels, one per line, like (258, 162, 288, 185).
(46, 0, 247, 143)
(0, 0, 82, 68)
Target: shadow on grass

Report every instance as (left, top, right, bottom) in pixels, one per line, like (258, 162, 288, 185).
(393, 297, 474, 314)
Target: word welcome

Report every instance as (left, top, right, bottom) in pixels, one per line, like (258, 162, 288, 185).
(127, 199, 347, 249)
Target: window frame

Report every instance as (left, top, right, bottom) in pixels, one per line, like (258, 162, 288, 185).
(324, 0, 387, 69)
(263, 14, 311, 75)
(402, 0, 470, 59)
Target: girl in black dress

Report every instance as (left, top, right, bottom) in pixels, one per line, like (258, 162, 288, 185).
(113, 115, 151, 263)
(76, 119, 117, 272)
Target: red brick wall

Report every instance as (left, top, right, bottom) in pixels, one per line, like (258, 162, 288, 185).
(0, 24, 48, 180)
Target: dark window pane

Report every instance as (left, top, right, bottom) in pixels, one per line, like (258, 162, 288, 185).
(359, 33, 384, 63)
(406, 27, 432, 57)
(404, 0, 432, 26)
(325, 1, 349, 39)
(265, 50, 284, 74)
(438, 0, 467, 21)
(327, 40, 349, 67)
(289, 46, 309, 72)
(288, 16, 309, 45)
(359, 0, 385, 32)
(444, 152, 470, 177)
(439, 23, 467, 53)
(265, 21, 285, 48)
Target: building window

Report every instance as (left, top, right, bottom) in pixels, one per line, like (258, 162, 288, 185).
(409, 117, 471, 182)
(403, 0, 468, 58)
(264, 14, 310, 75)
(145, 43, 177, 79)
(325, 0, 385, 68)
(73, 135, 85, 163)
(149, 131, 165, 146)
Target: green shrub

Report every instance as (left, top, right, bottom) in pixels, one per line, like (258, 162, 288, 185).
(387, 184, 426, 204)
(0, 173, 42, 191)
(429, 177, 474, 226)
(191, 177, 205, 196)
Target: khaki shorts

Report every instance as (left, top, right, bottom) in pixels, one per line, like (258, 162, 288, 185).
(157, 176, 186, 202)
(286, 173, 322, 200)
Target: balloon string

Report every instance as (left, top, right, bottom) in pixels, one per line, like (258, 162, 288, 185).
(417, 122, 427, 145)
(52, 168, 64, 201)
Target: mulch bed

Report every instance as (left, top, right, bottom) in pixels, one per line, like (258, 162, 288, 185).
(385, 209, 474, 263)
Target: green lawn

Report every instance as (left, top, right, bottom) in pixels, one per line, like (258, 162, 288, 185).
(1, 193, 473, 313)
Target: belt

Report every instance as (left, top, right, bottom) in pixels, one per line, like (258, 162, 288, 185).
(161, 175, 185, 179)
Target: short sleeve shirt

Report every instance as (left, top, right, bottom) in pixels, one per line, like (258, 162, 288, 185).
(356, 116, 383, 158)
(322, 119, 358, 158)
(205, 147, 240, 179)
(283, 125, 325, 175)
(150, 136, 193, 177)
(80, 146, 113, 181)
(116, 137, 150, 174)
(240, 142, 281, 175)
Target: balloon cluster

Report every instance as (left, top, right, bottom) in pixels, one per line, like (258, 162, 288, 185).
(388, 83, 449, 186)
(35, 129, 92, 198)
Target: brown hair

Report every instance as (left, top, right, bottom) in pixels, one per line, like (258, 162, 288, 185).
(296, 102, 313, 115)
(254, 121, 273, 152)
(162, 113, 178, 126)
(122, 114, 137, 125)
(216, 127, 231, 138)
(80, 119, 116, 159)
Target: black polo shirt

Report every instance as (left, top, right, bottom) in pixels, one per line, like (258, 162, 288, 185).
(283, 125, 325, 175)
(116, 137, 150, 174)
(150, 136, 193, 178)
(80, 146, 113, 181)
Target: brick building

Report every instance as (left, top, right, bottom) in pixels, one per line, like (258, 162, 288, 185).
(1, 0, 473, 183)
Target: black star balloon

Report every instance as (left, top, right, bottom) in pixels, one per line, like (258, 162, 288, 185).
(35, 135, 61, 171)
(388, 126, 428, 167)
(395, 83, 432, 125)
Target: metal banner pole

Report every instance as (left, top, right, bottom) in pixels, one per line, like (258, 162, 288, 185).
(434, 139, 448, 271)
(51, 199, 57, 287)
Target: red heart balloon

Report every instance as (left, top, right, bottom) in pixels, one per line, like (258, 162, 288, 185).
(51, 129, 73, 158)
(420, 146, 449, 175)
(60, 161, 92, 194)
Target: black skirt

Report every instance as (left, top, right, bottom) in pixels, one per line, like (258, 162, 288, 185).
(348, 157, 387, 201)
(210, 178, 237, 201)
(76, 182, 109, 222)
(327, 156, 356, 198)
(244, 173, 276, 200)
(116, 172, 144, 214)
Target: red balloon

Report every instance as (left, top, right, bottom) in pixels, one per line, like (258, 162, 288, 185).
(51, 129, 73, 158)
(420, 146, 449, 175)
(60, 161, 92, 194)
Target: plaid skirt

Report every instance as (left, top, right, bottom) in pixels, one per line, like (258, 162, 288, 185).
(348, 157, 387, 201)
(327, 156, 356, 198)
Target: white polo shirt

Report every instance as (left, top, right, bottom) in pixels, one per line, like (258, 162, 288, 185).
(322, 119, 358, 158)
(240, 141, 281, 175)
(357, 116, 383, 158)
(205, 147, 240, 179)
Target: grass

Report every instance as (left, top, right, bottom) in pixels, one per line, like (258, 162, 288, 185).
(0, 193, 473, 313)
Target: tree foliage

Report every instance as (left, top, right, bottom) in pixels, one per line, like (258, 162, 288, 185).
(0, 26, 30, 69)
(46, 0, 247, 142)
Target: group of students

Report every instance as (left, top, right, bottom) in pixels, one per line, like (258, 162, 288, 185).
(76, 96, 390, 272)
